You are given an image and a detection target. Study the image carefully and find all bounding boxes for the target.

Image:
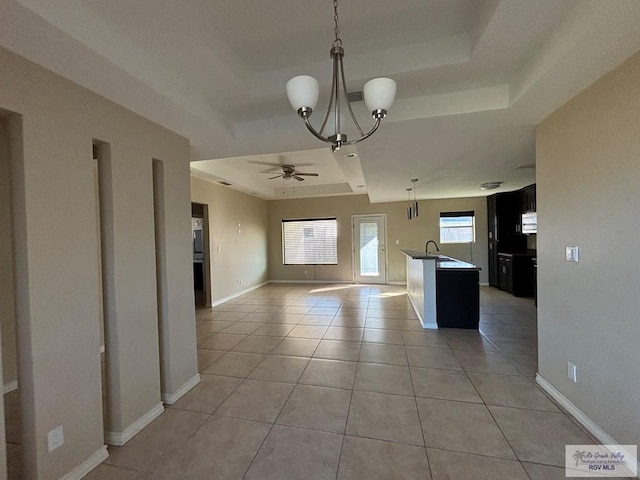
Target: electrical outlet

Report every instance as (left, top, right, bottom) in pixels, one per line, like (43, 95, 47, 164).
(567, 362, 577, 382)
(48, 425, 64, 452)
(304, 269, 308, 275)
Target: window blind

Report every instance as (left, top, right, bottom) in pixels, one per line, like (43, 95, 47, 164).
(282, 218, 338, 265)
(439, 211, 475, 243)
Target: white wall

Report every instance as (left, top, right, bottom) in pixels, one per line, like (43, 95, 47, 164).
(268, 194, 488, 284)
(190, 176, 269, 304)
(0, 47, 197, 479)
(537, 51, 640, 446)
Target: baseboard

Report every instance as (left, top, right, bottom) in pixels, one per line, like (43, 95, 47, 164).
(59, 445, 108, 480)
(104, 403, 164, 446)
(3, 380, 18, 394)
(211, 281, 269, 307)
(479, 282, 489, 287)
(268, 280, 353, 284)
(536, 374, 640, 472)
(269, 280, 408, 286)
(161, 374, 200, 405)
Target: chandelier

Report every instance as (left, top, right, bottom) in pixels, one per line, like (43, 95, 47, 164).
(285, 0, 397, 151)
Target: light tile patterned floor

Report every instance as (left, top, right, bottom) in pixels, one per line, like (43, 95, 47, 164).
(8, 285, 603, 479)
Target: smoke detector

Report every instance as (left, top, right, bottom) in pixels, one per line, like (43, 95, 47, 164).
(480, 181, 503, 190)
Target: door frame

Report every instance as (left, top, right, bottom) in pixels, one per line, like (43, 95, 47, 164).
(351, 213, 388, 284)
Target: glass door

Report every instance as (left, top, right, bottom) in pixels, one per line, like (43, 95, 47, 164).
(352, 215, 387, 284)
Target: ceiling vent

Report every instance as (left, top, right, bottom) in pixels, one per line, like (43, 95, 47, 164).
(347, 90, 363, 102)
(217, 180, 232, 186)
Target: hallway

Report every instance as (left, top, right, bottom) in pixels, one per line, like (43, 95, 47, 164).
(80, 284, 596, 480)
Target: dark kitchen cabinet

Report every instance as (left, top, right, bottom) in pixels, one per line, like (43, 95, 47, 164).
(520, 184, 536, 213)
(488, 195, 498, 286)
(515, 184, 536, 234)
(498, 255, 513, 293)
(487, 192, 527, 287)
(436, 269, 480, 329)
(498, 253, 534, 297)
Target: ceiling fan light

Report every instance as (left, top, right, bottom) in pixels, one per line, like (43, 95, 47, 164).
(286, 75, 319, 112)
(363, 77, 397, 113)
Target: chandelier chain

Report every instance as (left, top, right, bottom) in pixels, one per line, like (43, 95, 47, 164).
(332, 0, 342, 47)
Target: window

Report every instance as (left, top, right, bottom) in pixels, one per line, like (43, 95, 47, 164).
(439, 211, 475, 244)
(282, 218, 338, 265)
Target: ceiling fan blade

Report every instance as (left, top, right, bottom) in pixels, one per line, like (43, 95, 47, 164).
(293, 175, 305, 181)
(268, 175, 282, 180)
(296, 172, 319, 176)
(259, 170, 282, 174)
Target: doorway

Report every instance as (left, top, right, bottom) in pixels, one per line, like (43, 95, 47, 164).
(92, 140, 112, 445)
(191, 203, 210, 308)
(352, 214, 387, 284)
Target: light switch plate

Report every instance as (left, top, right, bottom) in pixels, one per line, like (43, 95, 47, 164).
(567, 362, 577, 382)
(48, 425, 64, 452)
(565, 246, 579, 262)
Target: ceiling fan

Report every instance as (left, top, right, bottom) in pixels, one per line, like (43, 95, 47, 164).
(263, 164, 319, 181)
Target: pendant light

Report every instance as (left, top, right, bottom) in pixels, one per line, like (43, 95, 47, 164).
(406, 188, 413, 220)
(411, 178, 419, 217)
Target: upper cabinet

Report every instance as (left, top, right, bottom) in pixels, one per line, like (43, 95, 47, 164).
(488, 191, 527, 250)
(521, 184, 536, 213)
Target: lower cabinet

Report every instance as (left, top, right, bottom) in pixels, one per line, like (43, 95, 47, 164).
(498, 255, 513, 293)
(498, 254, 534, 297)
(436, 269, 480, 329)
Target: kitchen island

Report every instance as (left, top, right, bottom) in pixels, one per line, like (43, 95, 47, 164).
(402, 249, 480, 329)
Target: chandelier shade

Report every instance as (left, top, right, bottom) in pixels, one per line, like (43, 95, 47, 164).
(364, 78, 397, 113)
(285, 0, 396, 150)
(286, 75, 320, 111)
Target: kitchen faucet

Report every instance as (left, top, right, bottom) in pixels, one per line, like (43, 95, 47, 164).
(425, 240, 440, 254)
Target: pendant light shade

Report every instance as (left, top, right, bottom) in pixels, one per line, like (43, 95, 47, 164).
(364, 78, 397, 113)
(411, 178, 419, 218)
(286, 75, 320, 111)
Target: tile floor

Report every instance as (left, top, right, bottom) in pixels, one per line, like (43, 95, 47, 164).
(8, 285, 607, 479)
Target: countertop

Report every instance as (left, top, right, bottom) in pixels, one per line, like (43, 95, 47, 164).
(400, 249, 480, 271)
(497, 252, 536, 258)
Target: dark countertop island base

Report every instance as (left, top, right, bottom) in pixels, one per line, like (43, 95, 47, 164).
(436, 268, 479, 329)
(401, 250, 480, 329)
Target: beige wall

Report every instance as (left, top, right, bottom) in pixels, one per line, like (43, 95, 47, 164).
(0, 47, 196, 480)
(268, 195, 488, 284)
(191, 176, 269, 304)
(537, 51, 640, 445)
